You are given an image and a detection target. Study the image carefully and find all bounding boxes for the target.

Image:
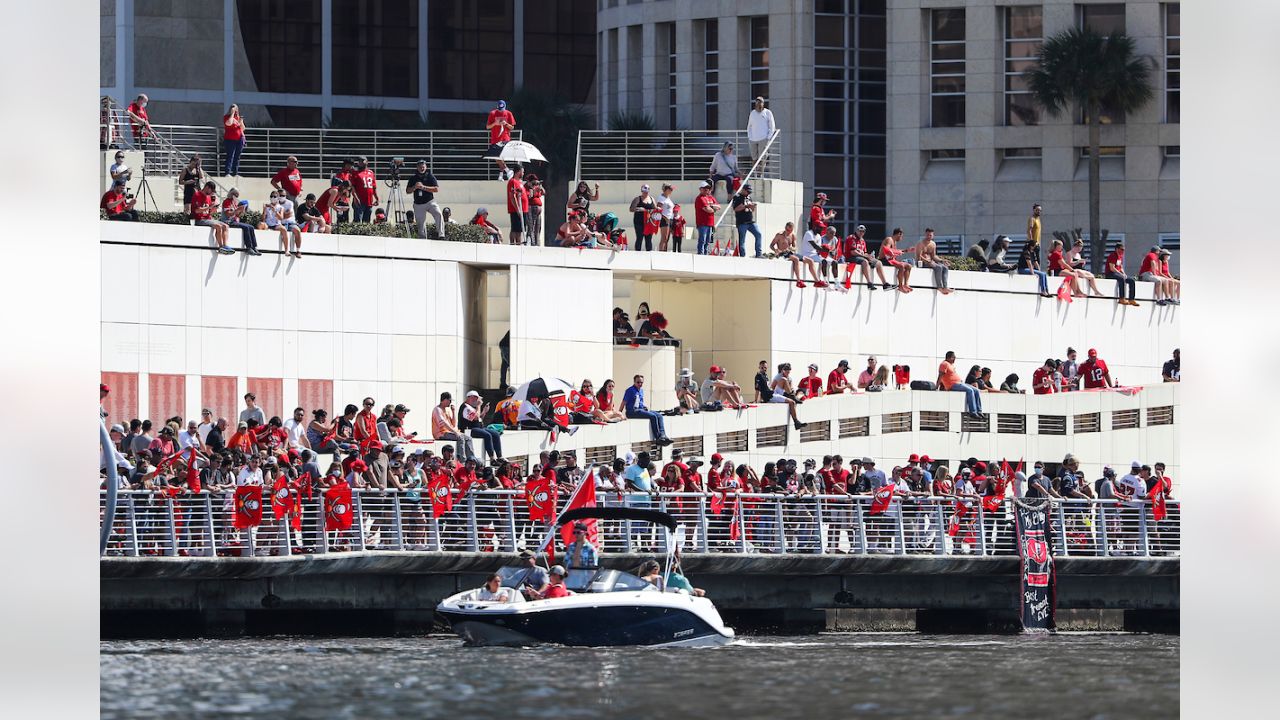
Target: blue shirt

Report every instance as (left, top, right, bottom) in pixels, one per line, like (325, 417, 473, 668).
(622, 385, 646, 413)
(864, 468, 888, 490)
(565, 540, 598, 569)
(623, 464, 651, 492)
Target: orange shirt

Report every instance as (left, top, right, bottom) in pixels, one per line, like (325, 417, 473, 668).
(938, 361, 961, 390)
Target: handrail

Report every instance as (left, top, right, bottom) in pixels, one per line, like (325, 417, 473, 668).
(713, 128, 780, 231)
(99, 488, 1179, 560)
(574, 129, 782, 182)
(102, 97, 232, 203)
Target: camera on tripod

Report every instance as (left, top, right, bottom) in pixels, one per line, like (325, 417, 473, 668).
(387, 157, 405, 185)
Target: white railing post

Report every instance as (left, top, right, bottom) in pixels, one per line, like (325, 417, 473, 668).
(1098, 502, 1110, 557)
(893, 500, 906, 555)
(935, 501, 948, 555)
(737, 499, 750, 554)
(1138, 503, 1150, 557)
(391, 493, 405, 551)
(504, 494, 518, 552)
(773, 497, 786, 553)
(975, 503, 988, 556)
(125, 494, 140, 557)
(352, 492, 367, 551)
(697, 495, 710, 552)
(316, 495, 328, 554)
(815, 496, 826, 554)
(466, 494, 479, 551)
(1055, 502, 1069, 557)
(280, 516, 292, 556)
(854, 497, 868, 554)
(203, 493, 217, 557)
(574, 130, 582, 184)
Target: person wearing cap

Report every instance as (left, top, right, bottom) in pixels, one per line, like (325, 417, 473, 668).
(841, 224, 890, 291)
(694, 181, 720, 254)
(675, 369, 701, 414)
(485, 99, 516, 179)
(768, 362, 807, 429)
(731, 183, 764, 257)
(628, 183, 658, 251)
(514, 550, 551, 599)
(708, 141, 739, 203)
(1138, 245, 1175, 306)
(826, 360, 854, 395)
(1104, 241, 1139, 306)
(746, 96, 777, 172)
(809, 192, 835, 235)
(534, 565, 572, 600)
(506, 164, 530, 245)
(797, 363, 824, 399)
(1078, 348, 1114, 389)
(1155, 247, 1180, 304)
(702, 365, 747, 410)
(856, 457, 887, 493)
(494, 386, 521, 429)
(655, 183, 678, 251)
(407, 158, 442, 239)
(470, 206, 502, 243)
(100, 176, 139, 222)
(460, 390, 503, 464)
(565, 522, 599, 570)
(296, 192, 330, 234)
(1117, 462, 1149, 503)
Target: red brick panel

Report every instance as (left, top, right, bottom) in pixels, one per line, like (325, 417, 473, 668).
(246, 377, 284, 421)
(100, 371, 138, 425)
(298, 379, 334, 418)
(148, 373, 186, 425)
(201, 376, 238, 422)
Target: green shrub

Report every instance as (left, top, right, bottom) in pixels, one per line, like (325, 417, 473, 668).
(240, 209, 263, 227)
(332, 222, 412, 238)
(137, 210, 192, 225)
(443, 223, 486, 243)
(941, 255, 981, 272)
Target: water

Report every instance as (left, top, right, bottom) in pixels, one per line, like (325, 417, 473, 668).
(101, 633, 1177, 719)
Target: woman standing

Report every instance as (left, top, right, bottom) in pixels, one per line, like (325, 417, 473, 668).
(657, 184, 676, 251)
(179, 155, 204, 214)
(526, 174, 545, 245)
(567, 181, 599, 215)
(629, 184, 657, 251)
(222, 105, 246, 176)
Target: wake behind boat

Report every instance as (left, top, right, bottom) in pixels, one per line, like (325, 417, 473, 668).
(436, 507, 735, 647)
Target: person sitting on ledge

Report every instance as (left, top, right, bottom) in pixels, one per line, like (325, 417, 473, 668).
(637, 311, 670, 340)
(471, 207, 502, 243)
(100, 179, 139, 222)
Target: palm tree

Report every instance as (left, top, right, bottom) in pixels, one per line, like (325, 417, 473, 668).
(1025, 28, 1154, 272)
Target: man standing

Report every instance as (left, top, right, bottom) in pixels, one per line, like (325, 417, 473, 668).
(353, 397, 387, 488)
(622, 375, 673, 445)
(1026, 203, 1042, 253)
(694, 181, 719, 255)
(222, 104, 247, 176)
(938, 350, 983, 419)
(1163, 348, 1180, 382)
(916, 228, 953, 295)
(270, 156, 303, 207)
(486, 100, 516, 180)
(351, 157, 379, 223)
(564, 523, 599, 570)
(126, 93, 151, 147)
(1105, 241, 1138, 306)
(1032, 358, 1058, 394)
(858, 458, 887, 492)
(506, 165, 529, 245)
(731, 184, 763, 258)
(827, 359, 854, 394)
(239, 393, 266, 427)
(808, 192, 835, 235)
(746, 96, 777, 172)
(407, 159, 442, 239)
(1078, 348, 1114, 389)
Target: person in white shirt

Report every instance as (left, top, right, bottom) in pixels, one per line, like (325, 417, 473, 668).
(196, 408, 215, 444)
(471, 573, 515, 602)
(282, 406, 311, 451)
(768, 363, 805, 430)
(1117, 462, 1149, 501)
(657, 183, 677, 251)
(236, 455, 264, 486)
(746, 96, 777, 172)
(109, 151, 132, 185)
(178, 420, 204, 451)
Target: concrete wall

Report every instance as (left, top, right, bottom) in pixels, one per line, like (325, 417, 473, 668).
(509, 264, 613, 390)
(613, 345, 679, 411)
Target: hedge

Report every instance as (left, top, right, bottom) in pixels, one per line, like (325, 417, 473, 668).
(100, 212, 487, 243)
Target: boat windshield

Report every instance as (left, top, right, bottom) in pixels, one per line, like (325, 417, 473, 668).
(583, 569, 657, 593)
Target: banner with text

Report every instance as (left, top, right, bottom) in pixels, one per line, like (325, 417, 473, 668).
(1014, 500, 1057, 632)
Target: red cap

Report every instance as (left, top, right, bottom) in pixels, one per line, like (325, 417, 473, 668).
(921, 455, 933, 464)
(908, 453, 920, 463)
(975, 461, 988, 472)
(711, 453, 724, 464)
(1087, 348, 1098, 357)
(100, 383, 110, 393)
(351, 460, 368, 473)
(709, 365, 723, 374)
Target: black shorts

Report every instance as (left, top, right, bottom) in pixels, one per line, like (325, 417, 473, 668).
(485, 142, 507, 158)
(509, 211, 525, 232)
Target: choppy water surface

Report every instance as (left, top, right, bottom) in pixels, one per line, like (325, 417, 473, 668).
(102, 633, 1177, 719)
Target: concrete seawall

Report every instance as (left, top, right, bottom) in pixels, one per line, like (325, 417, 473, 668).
(101, 553, 1178, 637)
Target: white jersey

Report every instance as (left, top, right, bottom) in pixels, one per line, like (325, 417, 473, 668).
(801, 230, 822, 260)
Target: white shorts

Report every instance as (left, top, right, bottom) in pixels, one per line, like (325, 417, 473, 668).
(769, 395, 789, 403)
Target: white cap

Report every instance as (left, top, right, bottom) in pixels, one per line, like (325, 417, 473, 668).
(641, 184, 650, 192)
(466, 390, 480, 399)
(699, 181, 711, 188)
(680, 368, 693, 377)
(1131, 460, 1142, 469)
(624, 451, 637, 465)
(857, 224, 867, 232)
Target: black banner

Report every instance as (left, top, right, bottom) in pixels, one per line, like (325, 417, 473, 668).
(1013, 500, 1057, 632)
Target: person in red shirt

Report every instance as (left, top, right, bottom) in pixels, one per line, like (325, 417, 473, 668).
(1104, 242, 1138, 306)
(533, 565, 572, 599)
(526, 173, 545, 245)
(350, 156, 380, 223)
(808, 192, 835, 234)
(694, 181, 720, 255)
(1046, 238, 1084, 297)
(125, 93, 151, 146)
(506, 165, 530, 245)
(1156, 247, 1180, 304)
(1031, 358, 1058, 394)
(826, 359, 853, 394)
(797, 364, 824, 399)
(1078, 348, 1113, 389)
(191, 181, 233, 254)
(354, 397, 387, 489)
(222, 104, 246, 176)
(880, 228, 913, 293)
(823, 454, 854, 550)
(270, 156, 303, 206)
(486, 100, 517, 179)
(842, 224, 890, 290)
(315, 184, 349, 228)
(100, 179, 138, 221)
(1138, 246, 1175, 306)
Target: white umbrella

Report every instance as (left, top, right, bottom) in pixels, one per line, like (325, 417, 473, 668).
(512, 376, 575, 404)
(485, 140, 548, 164)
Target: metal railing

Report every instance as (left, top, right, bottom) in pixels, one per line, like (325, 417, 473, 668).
(574, 130, 782, 182)
(101, 97, 231, 198)
(99, 490, 1179, 559)
(100, 100, 519, 181)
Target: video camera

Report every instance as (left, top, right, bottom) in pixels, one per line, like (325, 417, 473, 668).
(387, 157, 405, 185)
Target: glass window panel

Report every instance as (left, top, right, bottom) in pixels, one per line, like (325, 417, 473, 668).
(858, 190, 886, 208)
(816, 21, 844, 47)
(815, 156, 845, 186)
(1005, 41, 1041, 59)
(931, 43, 966, 61)
(932, 61, 966, 75)
(816, 81, 845, 99)
(815, 133, 845, 154)
(1006, 96, 1040, 126)
(859, 102, 887, 133)
(859, 83, 886, 101)
(1166, 92, 1180, 123)
(931, 9, 965, 41)
(1080, 4, 1126, 34)
(857, 135, 886, 155)
(815, 0, 844, 14)
(815, 49, 844, 65)
(1166, 4, 1180, 35)
(931, 76, 965, 94)
(932, 96, 965, 127)
(815, 66, 845, 81)
(859, 16, 886, 47)
(1006, 6, 1042, 38)
(237, 0, 322, 94)
(815, 102, 844, 131)
(859, 0, 886, 14)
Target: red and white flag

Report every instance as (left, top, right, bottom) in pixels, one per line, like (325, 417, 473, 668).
(559, 474, 599, 549)
(270, 476, 291, 520)
(428, 471, 454, 519)
(324, 482, 353, 531)
(869, 485, 896, 515)
(525, 475, 557, 523)
(233, 486, 263, 529)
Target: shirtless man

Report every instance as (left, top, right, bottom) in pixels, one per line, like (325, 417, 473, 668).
(915, 228, 953, 295)
(879, 228, 914, 293)
(771, 222, 821, 287)
(558, 213, 614, 249)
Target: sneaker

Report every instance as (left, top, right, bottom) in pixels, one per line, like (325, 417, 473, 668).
(793, 420, 805, 430)
(1170, 299, 1180, 305)
(881, 282, 892, 290)
(658, 436, 674, 446)
(868, 283, 877, 291)
(753, 254, 764, 259)
(567, 426, 579, 436)
(814, 281, 828, 288)
(1156, 299, 1167, 306)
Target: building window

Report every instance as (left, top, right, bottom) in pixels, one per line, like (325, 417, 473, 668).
(524, 0, 597, 105)
(1165, 3, 1180, 123)
(930, 9, 966, 127)
(1164, 145, 1180, 158)
(749, 16, 769, 101)
(1004, 6, 1042, 126)
(929, 149, 965, 161)
(1003, 147, 1042, 159)
(665, 23, 678, 128)
(332, 0, 418, 98)
(1078, 3, 1126, 34)
(1079, 146, 1126, 157)
(813, 1, 887, 236)
(704, 19, 719, 129)
(428, 0, 515, 101)
(236, 0, 322, 95)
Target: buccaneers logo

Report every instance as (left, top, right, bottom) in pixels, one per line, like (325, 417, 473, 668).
(433, 485, 450, 501)
(328, 502, 348, 519)
(1024, 537, 1049, 564)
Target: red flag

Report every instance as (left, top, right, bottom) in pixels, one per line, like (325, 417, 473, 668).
(233, 486, 264, 529)
(559, 476, 598, 549)
(428, 471, 454, 518)
(1150, 479, 1167, 522)
(947, 500, 968, 537)
(455, 469, 479, 499)
(526, 475, 557, 523)
(729, 495, 744, 541)
(270, 476, 291, 520)
(1056, 278, 1073, 303)
(982, 494, 1003, 513)
(869, 485, 895, 515)
(710, 493, 726, 515)
(184, 448, 201, 493)
(324, 482, 353, 530)
(549, 393, 572, 430)
(287, 481, 304, 531)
